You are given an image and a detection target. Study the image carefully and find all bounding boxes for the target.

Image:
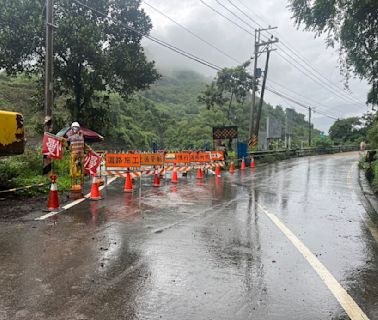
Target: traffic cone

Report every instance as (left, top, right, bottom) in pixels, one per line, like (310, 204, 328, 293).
(47, 175, 60, 211)
(153, 169, 160, 187)
(215, 164, 221, 177)
(171, 164, 178, 184)
(250, 156, 255, 168)
(89, 175, 102, 201)
(124, 171, 133, 193)
(196, 168, 203, 179)
(229, 161, 235, 174)
(241, 157, 246, 170)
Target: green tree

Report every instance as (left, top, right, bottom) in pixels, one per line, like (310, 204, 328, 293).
(329, 117, 365, 143)
(289, 0, 378, 105)
(198, 62, 254, 123)
(0, 0, 159, 123)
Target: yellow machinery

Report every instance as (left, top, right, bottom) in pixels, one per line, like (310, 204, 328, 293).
(0, 110, 25, 156)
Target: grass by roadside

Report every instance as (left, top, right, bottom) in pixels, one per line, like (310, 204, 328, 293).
(0, 147, 72, 197)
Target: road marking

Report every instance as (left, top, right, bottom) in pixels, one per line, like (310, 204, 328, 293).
(258, 204, 370, 320)
(35, 177, 118, 221)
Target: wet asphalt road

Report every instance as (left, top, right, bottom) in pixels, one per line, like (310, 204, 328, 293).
(0, 152, 378, 320)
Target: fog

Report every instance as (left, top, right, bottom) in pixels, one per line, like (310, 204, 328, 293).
(141, 0, 370, 133)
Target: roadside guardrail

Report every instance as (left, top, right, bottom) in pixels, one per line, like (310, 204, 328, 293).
(249, 145, 359, 161)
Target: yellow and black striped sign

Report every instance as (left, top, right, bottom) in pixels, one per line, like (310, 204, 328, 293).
(248, 135, 258, 148)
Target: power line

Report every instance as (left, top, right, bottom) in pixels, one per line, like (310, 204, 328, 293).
(211, 0, 365, 107)
(199, 0, 254, 37)
(266, 86, 339, 120)
(142, 1, 241, 64)
(267, 78, 341, 118)
(72, 0, 341, 123)
(227, 0, 365, 106)
(144, 0, 341, 119)
(213, 0, 256, 32)
(72, 0, 222, 72)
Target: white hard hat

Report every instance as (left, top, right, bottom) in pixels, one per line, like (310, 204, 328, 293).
(71, 121, 80, 128)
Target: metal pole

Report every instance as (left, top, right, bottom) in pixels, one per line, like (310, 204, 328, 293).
(248, 29, 258, 146)
(43, 0, 54, 175)
(45, 0, 53, 124)
(308, 107, 312, 146)
(254, 49, 271, 137)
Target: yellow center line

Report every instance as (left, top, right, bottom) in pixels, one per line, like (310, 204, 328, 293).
(258, 204, 369, 320)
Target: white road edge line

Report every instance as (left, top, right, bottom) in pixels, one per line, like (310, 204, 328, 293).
(35, 176, 118, 221)
(258, 204, 370, 320)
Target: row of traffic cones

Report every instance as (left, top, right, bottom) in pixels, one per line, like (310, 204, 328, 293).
(229, 157, 255, 174)
(47, 158, 256, 210)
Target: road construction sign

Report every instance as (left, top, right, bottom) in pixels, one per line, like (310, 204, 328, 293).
(140, 153, 164, 166)
(165, 152, 191, 163)
(106, 154, 141, 168)
(189, 152, 211, 163)
(210, 151, 224, 161)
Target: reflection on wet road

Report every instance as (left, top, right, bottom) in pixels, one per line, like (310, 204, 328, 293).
(0, 152, 377, 319)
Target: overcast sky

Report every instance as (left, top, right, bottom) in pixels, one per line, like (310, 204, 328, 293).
(140, 0, 370, 133)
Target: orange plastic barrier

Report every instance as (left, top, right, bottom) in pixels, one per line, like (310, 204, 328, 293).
(106, 154, 141, 168)
(140, 153, 164, 166)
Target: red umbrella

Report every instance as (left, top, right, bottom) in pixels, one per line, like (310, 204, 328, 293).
(56, 126, 104, 143)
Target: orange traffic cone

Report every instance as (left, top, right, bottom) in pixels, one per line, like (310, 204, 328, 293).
(153, 169, 161, 187)
(89, 175, 102, 201)
(172, 164, 178, 183)
(196, 168, 203, 179)
(47, 175, 60, 211)
(229, 161, 235, 174)
(241, 157, 246, 170)
(215, 164, 221, 177)
(250, 156, 255, 168)
(124, 171, 133, 193)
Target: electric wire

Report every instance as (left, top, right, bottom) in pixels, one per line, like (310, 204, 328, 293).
(199, 0, 254, 36)
(143, 0, 342, 118)
(72, 0, 341, 122)
(227, 0, 365, 105)
(214, 0, 366, 107)
(204, 0, 365, 108)
(72, 0, 222, 72)
(266, 86, 339, 120)
(142, 1, 241, 64)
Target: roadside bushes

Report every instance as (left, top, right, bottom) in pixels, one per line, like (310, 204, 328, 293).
(0, 147, 71, 196)
(360, 151, 378, 193)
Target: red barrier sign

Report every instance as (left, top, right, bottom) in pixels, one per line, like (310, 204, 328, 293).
(140, 153, 164, 166)
(42, 133, 63, 159)
(84, 151, 102, 175)
(106, 154, 141, 168)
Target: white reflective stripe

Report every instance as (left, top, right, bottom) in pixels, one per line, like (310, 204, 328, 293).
(258, 204, 369, 320)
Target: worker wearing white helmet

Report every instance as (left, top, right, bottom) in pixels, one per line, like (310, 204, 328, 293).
(67, 121, 85, 156)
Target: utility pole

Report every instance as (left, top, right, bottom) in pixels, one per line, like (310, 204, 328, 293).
(43, 0, 54, 175)
(308, 107, 312, 147)
(248, 29, 259, 147)
(248, 27, 278, 150)
(254, 47, 275, 137)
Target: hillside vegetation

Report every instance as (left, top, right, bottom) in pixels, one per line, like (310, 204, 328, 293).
(0, 69, 319, 150)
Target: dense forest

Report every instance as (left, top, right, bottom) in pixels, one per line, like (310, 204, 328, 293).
(0, 69, 320, 150)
